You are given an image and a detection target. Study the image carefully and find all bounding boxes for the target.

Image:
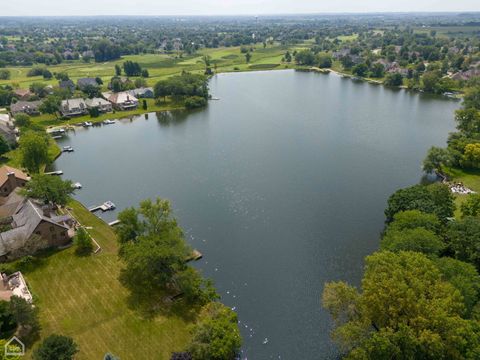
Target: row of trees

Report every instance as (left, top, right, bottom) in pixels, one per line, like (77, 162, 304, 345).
(323, 181, 480, 358)
(424, 85, 480, 173)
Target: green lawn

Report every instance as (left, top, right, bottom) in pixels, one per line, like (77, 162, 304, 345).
(443, 167, 480, 218)
(21, 200, 195, 359)
(0, 44, 293, 90)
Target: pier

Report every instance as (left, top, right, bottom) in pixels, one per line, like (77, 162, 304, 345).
(45, 170, 63, 176)
(108, 220, 121, 226)
(89, 201, 116, 212)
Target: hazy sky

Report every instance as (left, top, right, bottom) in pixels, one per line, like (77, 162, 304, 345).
(1, 0, 479, 16)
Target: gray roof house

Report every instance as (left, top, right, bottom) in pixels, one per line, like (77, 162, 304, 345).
(60, 98, 88, 117)
(10, 101, 42, 115)
(59, 80, 75, 92)
(0, 199, 73, 262)
(0, 115, 18, 146)
(77, 78, 99, 90)
(85, 97, 112, 113)
(128, 87, 154, 99)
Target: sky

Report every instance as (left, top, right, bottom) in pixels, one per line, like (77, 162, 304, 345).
(1, 0, 479, 16)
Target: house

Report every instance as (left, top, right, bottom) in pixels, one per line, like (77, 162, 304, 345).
(10, 101, 42, 116)
(0, 198, 74, 262)
(0, 272, 32, 303)
(77, 78, 99, 90)
(333, 48, 351, 60)
(12, 89, 32, 100)
(60, 98, 88, 117)
(107, 92, 138, 110)
(451, 68, 480, 81)
(59, 80, 75, 93)
(0, 115, 18, 146)
(85, 97, 113, 113)
(0, 166, 29, 197)
(128, 87, 154, 99)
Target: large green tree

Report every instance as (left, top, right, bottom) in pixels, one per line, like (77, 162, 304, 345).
(18, 131, 50, 173)
(446, 217, 480, 270)
(33, 334, 78, 360)
(323, 251, 480, 359)
(187, 302, 242, 360)
(21, 174, 74, 205)
(384, 183, 455, 223)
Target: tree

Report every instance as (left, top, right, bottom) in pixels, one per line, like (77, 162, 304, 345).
(463, 86, 480, 110)
(0, 69, 10, 80)
(385, 183, 455, 223)
(316, 53, 332, 68)
(370, 63, 384, 78)
(21, 174, 74, 206)
(352, 63, 368, 77)
(29, 82, 48, 98)
(387, 210, 441, 234)
(114, 64, 122, 76)
(9, 295, 40, 339)
(184, 96, 207, 109)
(134, 78, 147, 88)
(423, 146, 453, 174)
(245, 52, 251, 64)
(141, 69, 150, 78)
(463, 143, 480, 169)
(323, 251, 480, 359)
(0, 300, 17, 338)
(19, 132, 50, 173)
(142, 99, 147, 110)
(14, 113, 31, 128)
(461, 194, 480, 218)
(0, 136, 9, 157)
(187, 302, 242, 360)
(33, 335, 78, 360)
(154, 81, 170, 102)
(446, 217, 480, 270)
(384, 73, 403, 87)
(74, 227, 94, 256)
(435, 257, 480, 316)
(422, 71, 441, 93)
(123, 61, 142, 76)
(295, 50, 315, 66)
(380, 227, 444, 255)
(39, 96, 61, 118)
(284, 51, 292, 63)
(455, 109, 480, 136)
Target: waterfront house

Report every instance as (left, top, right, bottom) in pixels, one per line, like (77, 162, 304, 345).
(85, 97, 113, 113)
(129, 87, 154, 99)
(10, 100, 42, 116)
(0, 166, 29, 198)
(107, 92, 139, 110)
(0, 199, 74, 262)
(60, 98, 88, 117)
(77, 77, 99, 90)
(12, 89, 32, 100)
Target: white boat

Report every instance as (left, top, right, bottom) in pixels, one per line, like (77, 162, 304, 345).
(103, 119, 116, 125)
(62, 146, 74, 152)
(72, 182, 82, 189)
(83, 122, 93, 127)
(104, 201, 116, 210)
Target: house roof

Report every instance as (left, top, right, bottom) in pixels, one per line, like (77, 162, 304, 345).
(13, 89, 31, 98)
(59, 80, 75, 89)
(0, 166, 28, 187)
(108, 92, 138, 104)
(10, 100, 42, 114)
(85, 97, 111, 107)
(61, 98, 86, 110)
(0, 191, 25, 218)
(129, 87, 154, 97)
(77, 78, 98, 88)
(0, 199, 70, 256)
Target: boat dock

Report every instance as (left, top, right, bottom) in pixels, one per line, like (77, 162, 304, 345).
(108, 220, 121, 226)
(45, 170, 63, 176)
(89, 201, 116, 212)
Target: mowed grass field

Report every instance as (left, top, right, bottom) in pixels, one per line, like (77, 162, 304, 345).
(21, 200, 194, 359)
(0, 43, 297, 90)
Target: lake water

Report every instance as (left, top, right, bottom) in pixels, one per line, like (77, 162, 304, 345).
(54, 70, 459, 359)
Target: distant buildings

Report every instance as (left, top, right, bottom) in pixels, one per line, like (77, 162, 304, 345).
(59, 79, 76, 93)
(85, 97, 113, 113)
(77, 78, 99, 90)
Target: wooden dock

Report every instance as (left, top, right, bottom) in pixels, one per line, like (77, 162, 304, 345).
(108, 220, 121, 226)
(89, 201, 116, 213)
(45, 170, 63, 176)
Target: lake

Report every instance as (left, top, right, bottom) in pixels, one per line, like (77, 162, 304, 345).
(54, 70, 459, 359)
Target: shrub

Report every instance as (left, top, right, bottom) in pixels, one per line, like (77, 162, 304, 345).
(184, 96, 207, 109)
(75, 228, 94, 256)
